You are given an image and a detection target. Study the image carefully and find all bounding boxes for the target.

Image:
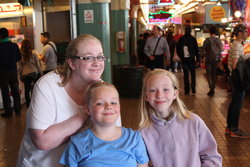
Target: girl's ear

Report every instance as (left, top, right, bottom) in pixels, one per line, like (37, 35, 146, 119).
(86, 107, 91, 115)
(68, 58, 76, 71)
(173, 89, 178, 100)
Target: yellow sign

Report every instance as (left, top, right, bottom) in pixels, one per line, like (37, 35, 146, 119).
(209, 6, 225, 21)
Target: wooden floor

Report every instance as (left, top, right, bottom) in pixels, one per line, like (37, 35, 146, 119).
(1, 68, 250, 167)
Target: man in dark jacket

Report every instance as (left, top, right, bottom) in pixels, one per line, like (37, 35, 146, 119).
(0, 28, 21, 117)
(177, 26, 200, 95)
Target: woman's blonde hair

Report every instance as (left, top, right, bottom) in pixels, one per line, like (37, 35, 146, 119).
(56, 34, 102, 86)
(138, 69, 191, 129)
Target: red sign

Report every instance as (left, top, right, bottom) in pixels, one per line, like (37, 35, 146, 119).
(158, 0, 175, 5)
(0, 3, 22, 13)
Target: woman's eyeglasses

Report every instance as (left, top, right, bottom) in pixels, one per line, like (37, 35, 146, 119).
(72, 55, 107, 62)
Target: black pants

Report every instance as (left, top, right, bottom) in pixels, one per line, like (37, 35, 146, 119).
(23, 72, 40, 108)
(182, 63, 196, 93)
(150, 54, 164, 70)
(227, 72, 245, 130)
(0, 71, 21, 114)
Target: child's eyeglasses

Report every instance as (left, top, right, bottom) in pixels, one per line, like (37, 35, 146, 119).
(72, 55, 107, 62)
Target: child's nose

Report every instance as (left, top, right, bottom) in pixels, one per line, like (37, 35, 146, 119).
(156, 90, 163, 98)
(105, 103, 112, 110)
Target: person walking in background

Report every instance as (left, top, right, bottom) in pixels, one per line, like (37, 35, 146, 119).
(166, 31, 178, 72)
(137, 34, 146, 66)
(19, 39, 42, 108)
(0, 27, 21, 117)
(16, 34, 122, 167)
(202, 26, 223, 96)
(60, 82, 149, 167)
(176, 26, 200, 95)
(144, 25, 170, 70)
(37, 32, 57, 74)
(226, 24, 250, 138)
(138, 69, 222, 167)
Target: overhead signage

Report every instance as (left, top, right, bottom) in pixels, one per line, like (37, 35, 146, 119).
(158, 0, 175, 5)
(205, 4, 228, 24)
(0, 3, 23, 18)
(149, 10, 172, 23)
(209, 6, 226, 21)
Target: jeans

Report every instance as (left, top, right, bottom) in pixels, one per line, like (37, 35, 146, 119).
(182, 63, 196, 93)
(205, 63, 217, 91)
(0, 71, 21, 114)
(227, 78, 245, 129)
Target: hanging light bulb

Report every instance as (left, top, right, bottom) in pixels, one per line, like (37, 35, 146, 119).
(234, 10, 242, 18)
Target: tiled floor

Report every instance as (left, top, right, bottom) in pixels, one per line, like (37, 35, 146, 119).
(1, 68, 250, 167)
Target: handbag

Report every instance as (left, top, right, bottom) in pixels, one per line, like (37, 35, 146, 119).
(21, 72, 39, 81)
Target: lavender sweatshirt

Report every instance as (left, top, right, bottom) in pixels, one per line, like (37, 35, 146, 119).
(140, 113, 222, 167)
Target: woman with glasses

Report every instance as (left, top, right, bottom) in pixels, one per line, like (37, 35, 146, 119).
(17, 34, 113, 167)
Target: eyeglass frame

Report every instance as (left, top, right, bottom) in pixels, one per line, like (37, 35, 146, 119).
(72, 55, 107, 62)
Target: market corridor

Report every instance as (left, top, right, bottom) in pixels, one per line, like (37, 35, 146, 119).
(0, 68, 250, 167)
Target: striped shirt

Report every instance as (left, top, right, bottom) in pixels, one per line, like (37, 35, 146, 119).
(228, 40, 244, 71)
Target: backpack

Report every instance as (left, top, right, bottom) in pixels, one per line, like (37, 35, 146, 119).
(235, 57, 250, 91)
(243, 58, 250, 91)
(208, 38, 221, 62)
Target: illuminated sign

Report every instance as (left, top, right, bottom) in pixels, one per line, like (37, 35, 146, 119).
(149, 10, 172, 22)
(209, 6, 226, 21)
(205, 4, 228, 24)
(158, 0, 175, 5)
(0, 3, 23, 18)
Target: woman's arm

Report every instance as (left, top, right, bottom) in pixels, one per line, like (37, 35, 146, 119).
(29, 113, 87, 150)
(232, 58, 238, 70)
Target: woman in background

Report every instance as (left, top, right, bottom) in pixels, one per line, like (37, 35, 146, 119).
(19, 39, 42, 108)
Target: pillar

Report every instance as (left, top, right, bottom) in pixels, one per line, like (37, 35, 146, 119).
(110, 0, 130, 65)
(77, 0, 111, 82)
(130, 5, 139, 65)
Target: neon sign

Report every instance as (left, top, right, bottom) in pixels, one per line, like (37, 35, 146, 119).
(158, 0, 175, 5)
(149, 10, 172, 23)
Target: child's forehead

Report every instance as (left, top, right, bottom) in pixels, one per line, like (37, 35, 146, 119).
(148, 73, 171, 82)
(92, 86, 118, 95)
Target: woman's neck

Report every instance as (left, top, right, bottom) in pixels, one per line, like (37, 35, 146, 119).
(91, 125, 121, 141)
(65, 78, 89, 106)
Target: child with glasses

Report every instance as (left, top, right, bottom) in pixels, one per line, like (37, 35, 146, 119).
(60, 82, 149, 167)
(138, 69, 222, 167)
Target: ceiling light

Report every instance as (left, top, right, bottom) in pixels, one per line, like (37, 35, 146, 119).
(234, 10, 242, 18)
(221, 18, 228, 23)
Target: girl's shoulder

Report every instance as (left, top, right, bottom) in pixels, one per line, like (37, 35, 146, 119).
(70, 129, 92, 143)
(121, 127, 143, 141)
(182, 112, 204, 125)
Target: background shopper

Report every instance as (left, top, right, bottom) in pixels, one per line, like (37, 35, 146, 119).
(19, 39, 42, 108)
(37, 32, 57, 74)
(0, 27, 21, 117)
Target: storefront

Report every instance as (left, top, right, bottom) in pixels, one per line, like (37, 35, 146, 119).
(0, 2, 35, 108)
